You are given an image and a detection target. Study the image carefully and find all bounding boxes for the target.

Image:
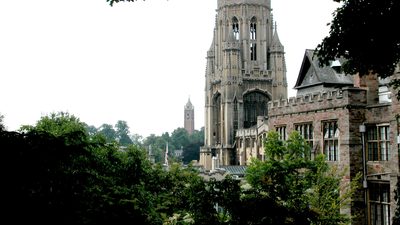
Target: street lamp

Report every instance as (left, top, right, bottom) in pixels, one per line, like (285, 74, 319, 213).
(359, 124, 368, 225)
(359, 124, 368, 189)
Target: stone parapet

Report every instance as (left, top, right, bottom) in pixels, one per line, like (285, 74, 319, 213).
(268, 88, 367, 117)
(218, 0, 270, 8)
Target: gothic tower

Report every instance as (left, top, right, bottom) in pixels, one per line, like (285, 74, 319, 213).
(200, 0, 287, 170)
(184, 98, 195, 135)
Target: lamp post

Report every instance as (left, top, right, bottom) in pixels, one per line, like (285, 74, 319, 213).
(359, 124, 368, 225)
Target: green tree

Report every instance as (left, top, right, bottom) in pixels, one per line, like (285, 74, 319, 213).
(245, 131, 360, 225)
(115, 120, 133, 146)
(106, 0, 148, 7)
(130, 133, 144, 147)
(84, 123, 98, 136)
(316, 0, 400, 80)
(20, 112, 87, 136)
(143, 132, 171, 163)
(4, 113, 239, 225)
(98, 123, 117, 143)
(20, 112, 89, 145)
(171, 128, 190, 149)
(183, 127, 204, 164)
(0, 113, 4, 131)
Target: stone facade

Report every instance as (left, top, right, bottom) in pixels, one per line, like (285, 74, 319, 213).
(200, 0, 287, 170)
(234, 49, 400, 223)
(266, 72, 400, 224)
(200, 1, 399, 224)
(184, 98, 195, 135)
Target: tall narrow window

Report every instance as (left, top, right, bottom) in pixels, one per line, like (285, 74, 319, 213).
(233, 98, 238, 137)
(369, 182, 390, 225)
(232, 17, 239, 40)
(213, 94, 222, 144)
(295, 123, 313, 148)
(323, 121, 339, 161)
(250, 43, 257, 61)
(250, 17, 257, 40)
(367, 125, 390, 161)
(243, 92, 268, 128)
(276, 125, 287, 141)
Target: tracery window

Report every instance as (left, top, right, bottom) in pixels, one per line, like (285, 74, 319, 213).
(243, 92, 268, 128)
(232, 17, 239, 40)
(250, 17, 257, 40)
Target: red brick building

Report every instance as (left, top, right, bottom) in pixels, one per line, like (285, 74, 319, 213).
(236, 50, 400, 224)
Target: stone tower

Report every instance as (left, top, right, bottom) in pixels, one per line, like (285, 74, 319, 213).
(200, 0, 287, 170)
(184, 98, 195, 135)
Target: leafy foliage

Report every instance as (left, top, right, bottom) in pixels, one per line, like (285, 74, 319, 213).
(246, 131, 360, 225)
(143, 127, 204, 164)
(3, 113, 359, 224)
(106, 0, 146, 7)
(0, 113, 4, 131)
(2, 113, 218, 224)
(20, 112, 87, 137)
(316, 0, 400, 79)
(115, 120, 134, 146)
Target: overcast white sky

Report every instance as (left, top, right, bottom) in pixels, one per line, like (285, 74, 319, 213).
(0, 0, 340, 137)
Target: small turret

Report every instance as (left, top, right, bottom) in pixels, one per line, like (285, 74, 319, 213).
(270, 22, 284, 53)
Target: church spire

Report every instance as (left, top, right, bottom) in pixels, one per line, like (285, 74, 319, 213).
(185, 97, 194, 110)
(271, 22, 284, 53)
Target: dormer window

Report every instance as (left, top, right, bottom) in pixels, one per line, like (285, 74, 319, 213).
(330, 60, 342, 73)
(250, 17, 257, 40)
(232, 17, 239, 40)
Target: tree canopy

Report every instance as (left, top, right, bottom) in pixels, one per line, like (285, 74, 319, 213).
(245, 131, 360, 224)
(106, 0, 146, 7)
(3, 113, 360, 224)
(0, 113, 4, 131)
(316, 0, 400, 79)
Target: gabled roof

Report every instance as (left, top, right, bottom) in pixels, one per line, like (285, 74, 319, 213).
(294, 49, 353, 90)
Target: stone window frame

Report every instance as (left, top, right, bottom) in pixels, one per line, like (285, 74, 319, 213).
(294, 122, 313, 148)
(368, 181, 391, 225)
(322, 120, 339, 161)
(250, 43, 257, 61)
(366, 124, 390, 161)
(250, 17, 257, 40)
(232, 17, 239, 40)
(275, 125, 287, 141)
(243, 91, 268, 128)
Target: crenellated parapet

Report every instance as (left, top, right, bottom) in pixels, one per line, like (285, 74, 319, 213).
(268, 87, 367, 117)
(218, 0, 270, 8)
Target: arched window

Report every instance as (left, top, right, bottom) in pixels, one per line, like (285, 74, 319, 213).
(250, 17, 257, 40)
(213, 93, 222, 144)
(249, 17, 257, 61)
(243, 92, 269, 128)
(232, 17, 239, 40)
